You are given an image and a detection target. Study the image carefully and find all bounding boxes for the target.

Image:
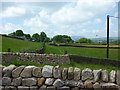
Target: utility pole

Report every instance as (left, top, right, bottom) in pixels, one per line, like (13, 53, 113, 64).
(106, 2, 120, 59)
(106, 15, 109, 59)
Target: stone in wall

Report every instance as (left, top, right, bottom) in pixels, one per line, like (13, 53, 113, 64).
(22, 78, 37, 86)
(3, 65, 16, 77)
(38, 77, 46, 87)
(65, 80, 84, 88)
(93, 82, 101, 89)
(53, 66, 61, 79)
(74, 68, 81, 81)
(0, 65, 4, 86)
(0, 65, 4, 76)
(65, 80, 78, 87)
(93, 69, 102, 82)
(12, 66, 25, 78)
(2, 77, 11, 86)
(53, 79, 64, 87)
(77, 81, 84, 88)
(110, 70, 116, 83)
(42, 65, 53, 78)
(1, 64, 120, 90)
(101, 83, 119, 89)
(39, 85, 47, 90)
(84, 80, 93, 88)
(47, 86, 56, 90)
(101, 70, 109, 82)
(82, 68, 93, 81)
(117, 70, 120, 86)
(0, 86, 4, 90)
(4, 86, 17, 90)
(32, 67, 42, 78)
(58, 86, 70, 90)
(30, 86, 38, 90)
(71, 87, 79, 90)
(68, 67, 74, 80)
(45, 78, 54, 86)
(18, 86, 29, 90)
(62, 68, 68, 80)
(12, 77, 22, 86)
(20, 66, 35, 78)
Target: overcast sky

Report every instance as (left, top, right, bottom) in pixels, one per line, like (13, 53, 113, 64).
(0, 0, 119, 38)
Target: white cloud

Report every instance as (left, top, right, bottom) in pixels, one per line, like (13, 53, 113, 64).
(51, 0, 116, 25)
(0, 23, 22, 34)
(23, 16, 55, 36)
(94, 19, 102, 24)
(23, 0, 116, 37)
(2, 1, 116, 38)
(24, 16, 48, 28)
(38, 10, 51, 23)
(0, 7, 26, 18)
(114, 12, 118, 17)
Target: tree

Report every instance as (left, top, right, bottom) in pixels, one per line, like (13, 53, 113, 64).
(52, 35, 63, 43)
(62, 35, 72, 43)
(52, 35, 73, 43)
(24, 34, 31, 41)
(15, 30, 24, 36)
(32, 33, 40, 42)
(8, 32, 16, 37)
(45, 37, 51, 42)
(39, 32, 47, 42)
(78, 38, 92, 43)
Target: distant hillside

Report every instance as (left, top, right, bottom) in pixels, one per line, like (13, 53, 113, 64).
(71, 36, 84, 41)
(91, 37, 118, 42)
(1, 35, 42, 52)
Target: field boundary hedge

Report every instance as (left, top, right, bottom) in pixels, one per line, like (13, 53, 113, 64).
(69, 55, 120, 68)
(49, 43, 120, 49)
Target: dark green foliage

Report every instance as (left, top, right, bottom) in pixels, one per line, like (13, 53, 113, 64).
(8, 32, 16, 37)
(24, 34, 31, 41)
(32, 33, 40, 42)
(52, 35, 73, 43)
(45, 37, 51, 42)
(39, 32, 47, 42)
(15, 30, 24, 36)
(78, 38, 92, 43)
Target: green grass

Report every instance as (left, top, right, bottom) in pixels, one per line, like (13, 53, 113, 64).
(1, 36, 119, 60)
(1, 36, 42, 52)
(54, 43, 120, 47)
(45, 44, 119, 60)
(3, 60, 120, 72)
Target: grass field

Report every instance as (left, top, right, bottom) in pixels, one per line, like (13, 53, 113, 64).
(45, 44, 119, 60)
(1, 36, 42, 52)
(1, 36, 119, 60)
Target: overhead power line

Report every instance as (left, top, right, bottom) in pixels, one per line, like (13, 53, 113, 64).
(109, 16, 120, 19)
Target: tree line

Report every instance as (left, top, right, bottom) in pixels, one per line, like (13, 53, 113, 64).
(8, 30, 92, 43)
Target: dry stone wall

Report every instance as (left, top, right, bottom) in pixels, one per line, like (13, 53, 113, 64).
(1, 52, 70, 64)
(0, 65, 120, 90)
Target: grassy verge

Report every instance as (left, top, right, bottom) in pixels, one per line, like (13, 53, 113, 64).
(3, 60, 120, 72)
(45, 44, 119, 60)
(1, 36, 42, 52)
